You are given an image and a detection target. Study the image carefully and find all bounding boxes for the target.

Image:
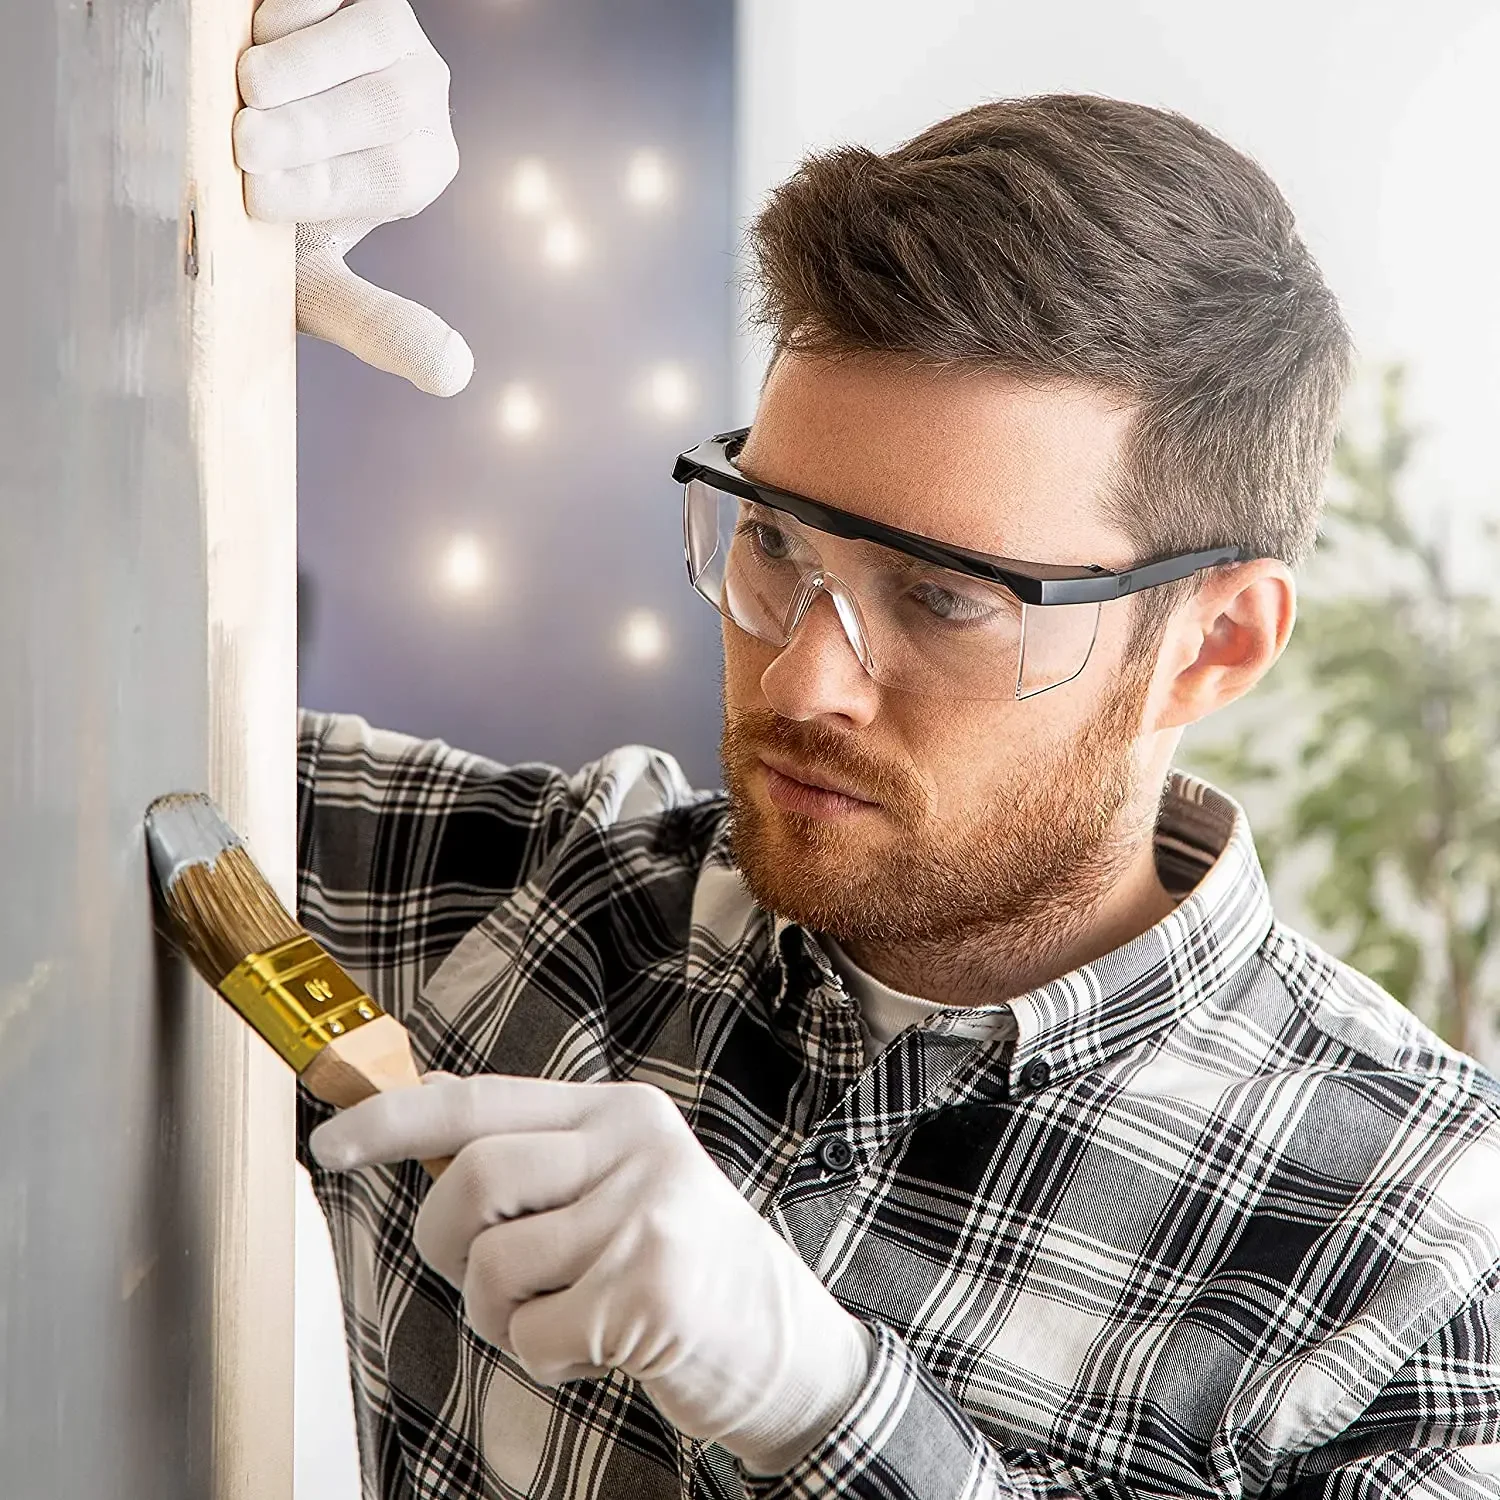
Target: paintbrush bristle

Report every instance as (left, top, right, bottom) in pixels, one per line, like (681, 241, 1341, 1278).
(145, 793, 300, 982)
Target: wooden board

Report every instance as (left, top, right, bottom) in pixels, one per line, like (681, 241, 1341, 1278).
(189, 0, 299, 1492)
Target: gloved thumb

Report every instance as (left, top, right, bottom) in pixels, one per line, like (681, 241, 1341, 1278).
(297, 246, 474, 398)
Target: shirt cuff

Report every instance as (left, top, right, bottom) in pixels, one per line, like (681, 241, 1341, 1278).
(740, 1320, 1011, 1500)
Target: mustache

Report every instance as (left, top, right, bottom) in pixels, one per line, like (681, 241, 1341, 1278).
(722, 708, 924, 817)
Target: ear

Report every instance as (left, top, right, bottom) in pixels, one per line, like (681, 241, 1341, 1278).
(1147, 560, 1297, 733)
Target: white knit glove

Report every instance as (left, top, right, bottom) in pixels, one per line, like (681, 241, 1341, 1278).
(311, 1074, 874, 1475)
(232, 0, 473, 396)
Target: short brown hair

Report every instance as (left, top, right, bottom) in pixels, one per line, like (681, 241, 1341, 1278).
(747, 94, 1353, 638)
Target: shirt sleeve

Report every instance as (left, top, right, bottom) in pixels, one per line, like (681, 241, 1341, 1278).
(293, 709, 707, 1171)
(743, 1291, 1500, 1500)
(1274, 1290, 1500, 1500)
(295, 709, 587, 1018)
(293, 709, 591, 1170)
(740, 1322, 1080, 1500)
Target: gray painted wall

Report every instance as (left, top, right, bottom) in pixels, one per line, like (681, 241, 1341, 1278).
(0, 0, 293, 1493)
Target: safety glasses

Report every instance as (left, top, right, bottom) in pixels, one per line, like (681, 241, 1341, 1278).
(672, 428, 1248, 700)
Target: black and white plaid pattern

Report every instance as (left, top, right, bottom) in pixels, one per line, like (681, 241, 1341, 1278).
(295, 710, 1500, 1500)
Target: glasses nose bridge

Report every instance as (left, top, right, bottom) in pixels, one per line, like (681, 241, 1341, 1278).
(785, 568, 876, 673)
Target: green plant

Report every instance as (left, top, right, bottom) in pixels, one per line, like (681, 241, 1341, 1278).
(1184, 365, 1500, 1055)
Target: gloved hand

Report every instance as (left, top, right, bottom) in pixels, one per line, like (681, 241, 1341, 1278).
(232, 0, 473, 396)
(311, 1074, 874, 1475)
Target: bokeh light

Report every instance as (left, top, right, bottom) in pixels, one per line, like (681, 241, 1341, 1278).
(441, 535, 488, 596)
(624, 150, 673, 207)
(541, 219, 586, 268)
(619, 609, 667, 663)
(497, 382, 543, 438)
(642, 361, 693, 418)
(508, 158, 554, 216)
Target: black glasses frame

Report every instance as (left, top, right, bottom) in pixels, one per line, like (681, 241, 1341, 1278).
(673, 428, 1250, 607)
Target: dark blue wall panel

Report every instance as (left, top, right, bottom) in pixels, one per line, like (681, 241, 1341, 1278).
(298, 0, 735, 788)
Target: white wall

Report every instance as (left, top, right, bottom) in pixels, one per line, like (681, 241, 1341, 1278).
(734, 0, 1500, 547)
(733, 0, 1500, 1061)
(297, 1168, 360, 1500)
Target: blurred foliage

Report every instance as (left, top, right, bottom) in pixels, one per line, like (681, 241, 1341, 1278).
(1185, 365, 1500, 1054)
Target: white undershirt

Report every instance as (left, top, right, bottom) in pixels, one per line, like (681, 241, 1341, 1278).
(821, 937, 1008, 1062)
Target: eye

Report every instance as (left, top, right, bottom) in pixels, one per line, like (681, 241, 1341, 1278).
(906, 580, 1005, 624)
(736, 518, 798, 562)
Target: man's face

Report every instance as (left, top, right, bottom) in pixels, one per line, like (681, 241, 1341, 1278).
(720, 350, 1163, 951)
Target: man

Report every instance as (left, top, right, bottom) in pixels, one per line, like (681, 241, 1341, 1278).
(239, 2, 1500, 1497)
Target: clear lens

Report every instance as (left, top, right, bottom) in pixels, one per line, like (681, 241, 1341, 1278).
(683, 479, 1100, 700)
(1015, 599, 1100, 699)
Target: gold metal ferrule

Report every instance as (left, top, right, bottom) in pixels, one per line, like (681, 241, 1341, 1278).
(218, 935, 383, 1073)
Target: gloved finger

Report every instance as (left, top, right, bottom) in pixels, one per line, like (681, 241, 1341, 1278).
(297, 257, 474, 397)
(243, 126, 457, 224)
(413, 1131, 593, 1287)
(249, 0, 344, 49)
(310, 1074, 600, 1169)
(462, 1204, 606, 1352)
(507, 1275, 626, 1387)
(239, 0, 427, 111)
(234, 50, 447, 175)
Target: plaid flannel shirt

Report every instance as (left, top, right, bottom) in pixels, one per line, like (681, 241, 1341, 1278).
(295, 710, 1500, 1500)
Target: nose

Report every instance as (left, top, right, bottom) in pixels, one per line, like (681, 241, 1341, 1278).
(758, 583, 882, 726)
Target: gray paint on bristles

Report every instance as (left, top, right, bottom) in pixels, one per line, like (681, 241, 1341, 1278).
(144, 793, 245, 893)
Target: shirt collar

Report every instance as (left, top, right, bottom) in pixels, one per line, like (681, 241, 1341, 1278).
(762, 770, 1274, 1094)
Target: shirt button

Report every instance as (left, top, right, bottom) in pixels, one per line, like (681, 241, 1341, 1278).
(815, 1136, 856, 1174)
(1020, 1057, 1052, 1091)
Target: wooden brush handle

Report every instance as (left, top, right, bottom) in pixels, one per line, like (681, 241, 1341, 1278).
(300, 1015, 452, 1177)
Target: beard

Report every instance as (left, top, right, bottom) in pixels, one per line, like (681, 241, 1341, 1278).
(720, 659, 1158, 971)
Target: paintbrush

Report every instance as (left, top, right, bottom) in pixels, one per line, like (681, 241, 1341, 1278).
(144, 792, 450, 1177)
